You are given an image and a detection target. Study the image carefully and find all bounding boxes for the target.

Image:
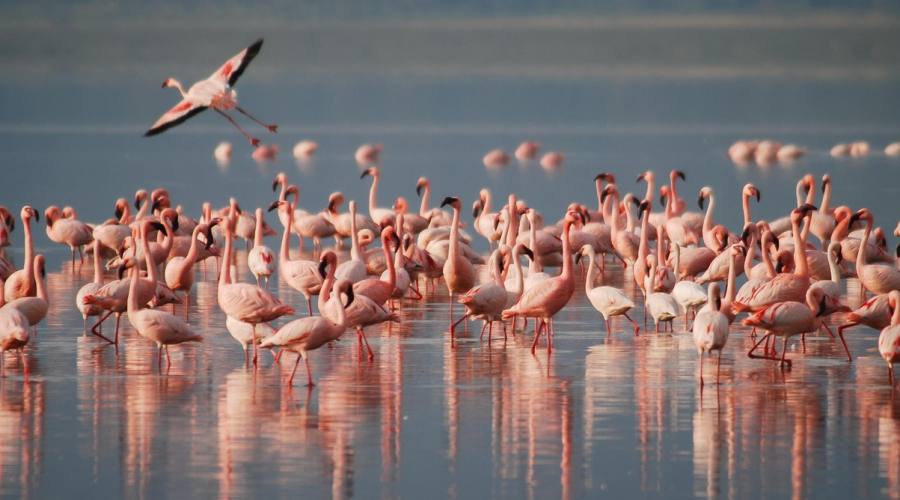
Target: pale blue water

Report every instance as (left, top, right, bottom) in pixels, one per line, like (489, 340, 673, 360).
(2, 8, 900, 500)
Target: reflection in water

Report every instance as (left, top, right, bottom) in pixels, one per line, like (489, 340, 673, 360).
(0, 377, 44, 497)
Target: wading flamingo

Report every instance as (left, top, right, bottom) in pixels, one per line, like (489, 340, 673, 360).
(2, 255, 48, 329)
(441, 197, 476, 335)
(4, 206, 38, 301)
(692, 282, 729, 386)
(247, 208, 275, 287)
(578, 245, 639, 336)
(877, 291, 900, 386)
(744, 287, 828, 367)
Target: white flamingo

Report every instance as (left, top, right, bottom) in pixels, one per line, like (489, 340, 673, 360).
(578, 245, 639, 335)
(247, 208, 276, 287)
(692, 282, 729, 386)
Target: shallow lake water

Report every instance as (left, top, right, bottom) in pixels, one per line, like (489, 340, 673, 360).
(2, 10, 900, 499)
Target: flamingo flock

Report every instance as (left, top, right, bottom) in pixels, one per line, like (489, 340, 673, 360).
(0, 165, 899, 388)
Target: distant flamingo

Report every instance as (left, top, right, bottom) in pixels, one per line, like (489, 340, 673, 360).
(145, 39, 276, 147)
(355, 143, 383, 166)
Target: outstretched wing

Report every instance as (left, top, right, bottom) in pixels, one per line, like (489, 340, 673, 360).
(209, 38, 263, 87)
(144, 100, 207, 136)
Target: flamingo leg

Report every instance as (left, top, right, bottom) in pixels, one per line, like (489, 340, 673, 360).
(748, 333, 780, 362)
(623, 313, 640, 336)
(235, 106, 278, 133)
(90, 311, 115, 343)
(836, 326, 852, 362)
(531, 319, 543, 354)
(165, 345, 171, 366)
(214, 109, 260, 147)
(716, 350, 722, 385)
(488, 321, 494, 344)
(305, 357, 315, 387)
(357, 327, 374, 360)
(451, 313, 469, 332)
(288, 353, 301, 385)
(699, 352, 704, 387)
(821, 323, 835, 338)
(479, 322, 487, 340)
(274, 349, 283, 364)
(889, 363, 895, 387)
(307, 297, 313, 316)
(502, 321, 507, 341)
(604, 317, 611, 336)
(252, 325, 258, 367)
(113, 313, 122, 345)
(779, 337, 791, 368)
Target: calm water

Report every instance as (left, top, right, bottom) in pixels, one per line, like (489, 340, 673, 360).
(2, 11, 900, 500)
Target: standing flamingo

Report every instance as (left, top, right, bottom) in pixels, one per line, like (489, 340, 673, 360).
(441, 197, 476, 335)
(851, 209, 900, 296)
(217, 213, 294, 365)
(692, 282, 729, 386)
(76, 239, 106, 331)
(745, 287, 829, 367)
(2, 255, 48, 329)
(456, 248, 509, 341)
(247, 208, 275, 287)
(4, 206, 38, 301)
(334, 201, 369, 284)
(44, 205, 93, 265)
(145, 38, 277, 147)
(164, 222, 217, 308)
(360, 167, 396, 227)
(877, 291, 900, 385)
(262, 279, 352, 386)
(578, 245, 639, 335)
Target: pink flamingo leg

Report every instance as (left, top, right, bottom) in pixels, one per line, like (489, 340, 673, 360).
(214, 109, 260, 147)
(288, 353, 301, 384)
(623, 313, 640, 336)
(235, 106, 278, 133)
(305, 357, 315, 387)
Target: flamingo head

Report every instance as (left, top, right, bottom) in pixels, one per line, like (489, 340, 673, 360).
(440, 196, 461, 210)
(134, 189, 148, 210)
(393, 197, 409, 214)
(594, 172, 615, 184)
(713, 225, 729, 252)
(697, 186, 713, 210)
(740, 222, 757, 246)
(635, 170, 653, 184)
(821, 174, 831, 191)
(0, 206, 13, 232)
(874, 227, 887, 249)
(600, 184, 619, 204)
(326, 192, 344, 214)
(828, 241, 843, 265)
(270, 172, 288, 193)
(671, 170, 686, 183)
(638, 200, 651, 218)
(775, 250, 794, 274)
(472, 199, 484, 218)
(160, 208, 179, 233)
(415, 177, 429, 196)
(658, 185, 669, 208)
(43, 205, 60, 227)
(743, 183, 761, 202)
(360, 166, 380, 179)
(792, 204, 817, 224)
(20, 205, 38, 224)
(801, 174, 815, 192)
(318, 251, 337, 279)
(335, 280, 355, 309)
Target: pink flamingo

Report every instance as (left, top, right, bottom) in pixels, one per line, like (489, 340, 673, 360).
(2, 255, 48, 329)
(353, 226, 400, 305)
(515, 141, 540, 161)
(851, 209, 900, 296)
(744, 286, 829, 367)
(441, 197, 476, 336)
(355, 143, 383, 166)
(247, 208, 276, 287)
(268, 197, 322, 315)
(4, 206, 38, 301)
(502, 210, 580, 353)
(693, 282, 729, 386)
(145, 39, 276, 147)
(360, 167, 396, 227)
(76, 239, 105, 331)
(877, 291, 900, 385)
(164, 221, 218, 308)
(456, 248, 509, 341)
(261, 279, 352, 387)
(217, 213, 294, 365)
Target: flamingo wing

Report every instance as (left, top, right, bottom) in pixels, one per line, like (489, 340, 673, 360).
(145, 99, 207, 136)
(209, 38, 264, 87)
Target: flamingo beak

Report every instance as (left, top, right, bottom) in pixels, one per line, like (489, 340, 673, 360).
(698, 195, 706, 210)
(114, 206, 124, 220)
(360, 169, 372, 179)
(472, 201, 482, 218)
(416, 184, 424, 197)
(522, 246, 534, 260)
(271, 179, 279, 192)
(344, 287, 355, 308)
(675, 170, 686, 181)
(754, 188, 761, 202)
(150, 221, 166, 232)
(741, 227, 751, 246)
(267, 201, 281, 212)
(318, 259, 329, 279)
(161, 79, 169, 88)
(635, 173, 645, 183)
(440, 196, 457, 208)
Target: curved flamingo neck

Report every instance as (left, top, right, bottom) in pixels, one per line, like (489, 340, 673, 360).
(664, 190, 675, 220)
(608, 192, 622, 239)
(119, 205, 131, 224)
(349, 204, 361, 261)
(382, 233, 396, 290)
(141, 225, 158, 284)
(318, 260, 336, 311)
(253, 209, 264, 247)
(528, 214, 542, 272)
(762, 237, 776, 278)
(419, 184, 430, 217)
(584, 249, 597, 295)
(703, 192, 716, 234)
(34, 261, 46, 301)
(856, 217, 872, 270)
(643, 176, 655, 203)
(184, 226, 202, 265)
(791, 216, 809, 277)
(368, 175, 380, 218)
(794, 180, 805, 207)
(827, 246, 840, 283)
(669, 174, 682, 210)
(647, 258, 658, 290)
(279, 202, 294, 261)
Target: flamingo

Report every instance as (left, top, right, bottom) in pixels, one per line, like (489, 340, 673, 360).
(320, 251, 397, 360)
(810, 174, 836, 247)
(502, 210, 580, 353)
(877, 291, 900, 385)
(267, 197, 322, 315)
(441, 197, 476, 335)
(768, 175, 814, 236)
(334, 200, 369, 284)
(92, 198, 132, 255)
(261, 279, 352, 386)
(808, 241, 852, 360)
(2, 255, 48, 329)
(76, 239, 106, 331)
(44, 205, 94, 265)
(472, 188, 502, 247)
(360, 167, 396, 227)
(217, 213, 294, 365)
(578, 245, 639, 335)
(355, 143, 383, 166)
(415, 177, 452, 227)
(733, 205, 816, 313)
(671, 243, 708, 330)
(602, 185, 640, 264)
(456, 248, 509, 341)
(644, 254, 679, 332)
(225, 316, 275, 364)
(515, 141, 540, 160)
(352, 226, 400, 305)
(851, 209, 900, 296)
(741, 183, 761, 226)
(325, 192, 379, 247)
(126, 238, 202, 369)
(692, 282, 729, 386)
(744, 287, 829, 367)
(145, 38, 276, 147)
(247, 208, 276, 287)
(0, 303, 29, 371)
(4, 206, 38, 301)
(164, 221, 217, 307)
(280, 184, 336, 254)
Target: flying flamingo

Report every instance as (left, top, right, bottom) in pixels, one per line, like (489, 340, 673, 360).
(692, 282, 729, 386)
(261, 279, 352, 386)
(877, 291, 900, 386)
(145, 38, 277, 147)
(441, 197, 476, 336)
